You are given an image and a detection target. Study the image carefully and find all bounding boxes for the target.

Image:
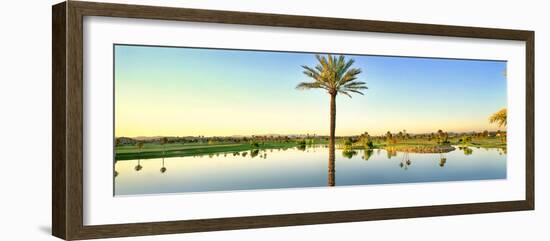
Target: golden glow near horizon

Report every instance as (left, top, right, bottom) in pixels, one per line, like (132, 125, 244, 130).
(115, 97, 504, 137)
(114, 45, 507, 138)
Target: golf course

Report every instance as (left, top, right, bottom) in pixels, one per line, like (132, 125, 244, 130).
(115, 130, 506, 161)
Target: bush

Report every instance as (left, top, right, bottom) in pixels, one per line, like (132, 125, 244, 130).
(343, 138, 353, 151)
(365, 140, 374, 149)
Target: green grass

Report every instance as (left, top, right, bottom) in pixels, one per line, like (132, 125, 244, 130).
(115, 141, 316, 160)
(115, 136, 506, 160)
(455, 137, 506, 148)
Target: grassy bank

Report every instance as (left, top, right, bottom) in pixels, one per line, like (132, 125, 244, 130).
(115, 141, 322, 160)
(116, 136, 506, 160)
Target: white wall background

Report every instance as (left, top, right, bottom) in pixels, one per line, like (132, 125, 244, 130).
(0, 0, 547, 240)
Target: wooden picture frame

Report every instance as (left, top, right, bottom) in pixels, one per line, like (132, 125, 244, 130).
(52, 1, 534, 240)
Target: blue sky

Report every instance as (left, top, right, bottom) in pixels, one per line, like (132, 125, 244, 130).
(114, 45, 507, 137)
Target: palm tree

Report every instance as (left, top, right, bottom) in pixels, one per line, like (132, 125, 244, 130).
(136, 141, 144, 153)
(489, 108, 507, 128)
(160, 137, 168, 152)
(296, 54, 367, 186)
(386, 131, 393, 143)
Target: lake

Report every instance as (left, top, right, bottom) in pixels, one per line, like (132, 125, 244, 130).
(114, 145, 506, 196)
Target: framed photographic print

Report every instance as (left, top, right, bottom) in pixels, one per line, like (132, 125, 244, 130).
(52, 1, 534, 240)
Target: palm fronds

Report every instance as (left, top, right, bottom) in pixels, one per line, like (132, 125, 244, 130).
(296, 54, 367, 97)
(489, 108, 507, 128)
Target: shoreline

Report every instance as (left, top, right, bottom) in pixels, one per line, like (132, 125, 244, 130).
(115, 141, 506, 161)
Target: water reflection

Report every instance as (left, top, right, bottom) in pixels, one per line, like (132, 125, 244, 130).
(342, 150, 358, 159)
(458, 146, 473, 155)
(399, 152, 412, 170)
(160, 158, 167, 173)
(362, 149, 374, 161)
(386, 149, 397, 159)
(115, 145, 506, 195)
(251, 149, 260, 158)
(439, 156, 447, 167)
(134, 159, 142, 172)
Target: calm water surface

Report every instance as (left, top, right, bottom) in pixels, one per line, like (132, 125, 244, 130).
(114, 146, 506, 196)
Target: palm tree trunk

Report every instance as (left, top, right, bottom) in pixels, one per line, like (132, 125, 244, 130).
(328, 94, 336, 186)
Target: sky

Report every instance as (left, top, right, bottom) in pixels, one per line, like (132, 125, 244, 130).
(114, 45, 507, 137)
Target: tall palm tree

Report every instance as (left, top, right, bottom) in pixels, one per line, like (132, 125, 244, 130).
(160, 137, 168, 151)
(489, 108, 507, 128)
(296, 54, 367, 186)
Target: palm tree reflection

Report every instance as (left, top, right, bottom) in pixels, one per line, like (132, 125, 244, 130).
(386, 149, 397, 159)
(362, 149, 374, 161)
(160, 137, 168, 173)
(135, 142, 143, 171)
(342, 150, 358, 159)
(134, 160, 142, 171)
(251, 149, 260, 158)
(399, 152, 411, 170)
(328, 159, 335, 186)
(160, 158, 167, 173)
(459, 146, 473, 156)
(439, 153, 447, 167)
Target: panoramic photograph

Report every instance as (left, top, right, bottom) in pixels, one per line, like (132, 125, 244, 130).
(113, 44, 507, 196)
